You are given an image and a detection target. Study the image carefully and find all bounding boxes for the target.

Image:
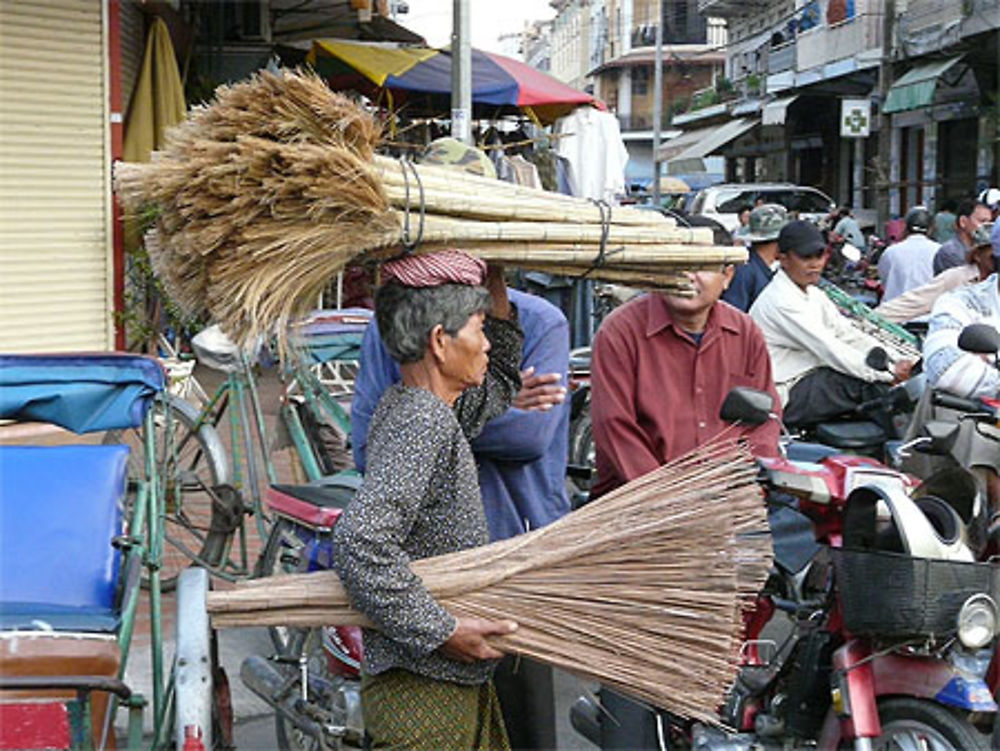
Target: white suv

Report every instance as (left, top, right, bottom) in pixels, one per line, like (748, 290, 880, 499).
(689, 183, 836, 234)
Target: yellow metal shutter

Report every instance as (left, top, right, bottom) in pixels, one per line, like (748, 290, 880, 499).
(0, 0, 112, 352)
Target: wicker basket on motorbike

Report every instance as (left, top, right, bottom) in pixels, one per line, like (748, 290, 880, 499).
(833, 549, 1000, 639)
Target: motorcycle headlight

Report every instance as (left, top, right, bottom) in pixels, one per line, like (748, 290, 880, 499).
(957, 594, 998, 649)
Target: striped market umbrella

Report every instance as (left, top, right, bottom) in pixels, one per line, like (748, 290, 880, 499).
(306, 39, 604, 125)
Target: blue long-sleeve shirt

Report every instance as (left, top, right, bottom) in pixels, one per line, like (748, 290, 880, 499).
(721, 249, 776, 313)
(351, 289, 571, 541)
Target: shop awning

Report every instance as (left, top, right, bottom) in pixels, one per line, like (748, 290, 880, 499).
(883, 56, 963, 113)
(660, 118, 758, 172)
(762, 95, 798, 126)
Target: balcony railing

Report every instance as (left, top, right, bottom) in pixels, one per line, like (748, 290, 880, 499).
(696, 0, 745, 18)
(616, 112, 674, 132)
(796, 10, 881, 72)
(767, 42, 795, 74)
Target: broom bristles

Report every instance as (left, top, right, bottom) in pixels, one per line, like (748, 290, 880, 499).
(207, 438, 772, 722)
(114, 69, 748, 357)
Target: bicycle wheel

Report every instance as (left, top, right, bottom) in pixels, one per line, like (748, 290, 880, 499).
(105, 393, 231, 590)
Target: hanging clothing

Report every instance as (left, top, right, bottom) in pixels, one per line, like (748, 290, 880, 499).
(508, 155, 542, 189)
(553, 106, 629, 201)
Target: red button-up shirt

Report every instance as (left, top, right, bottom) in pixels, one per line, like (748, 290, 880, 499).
(590, 294, 781, 499)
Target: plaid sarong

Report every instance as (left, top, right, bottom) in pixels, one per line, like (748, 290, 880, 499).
(362, 670, 511, 751)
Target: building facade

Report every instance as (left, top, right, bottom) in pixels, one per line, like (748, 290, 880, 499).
(547, 0, 727, 187)
(673, 0, 999, 217)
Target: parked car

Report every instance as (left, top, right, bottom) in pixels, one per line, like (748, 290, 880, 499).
(689, 183, 836, 234)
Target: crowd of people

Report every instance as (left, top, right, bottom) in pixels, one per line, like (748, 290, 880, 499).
(326, 174, 998, 749)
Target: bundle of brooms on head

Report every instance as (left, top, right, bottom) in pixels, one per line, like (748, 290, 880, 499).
(114, 69, 747, 355)
(208, 439, 772, 723)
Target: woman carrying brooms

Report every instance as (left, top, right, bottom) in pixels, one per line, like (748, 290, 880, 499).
(331, 250, 522, 751)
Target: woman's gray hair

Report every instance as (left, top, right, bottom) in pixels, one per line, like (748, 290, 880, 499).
(375, 281, 491, 364)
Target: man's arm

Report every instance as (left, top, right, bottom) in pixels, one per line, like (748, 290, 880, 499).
(874, 265, 974, 323)
(453, 269, 524, 439)
(350, 320, 401, 472)
(590, 319, 662, 483)
(770, 294, 893, 383)
(470, 314, 570, 461)
(924, 291, 1000, 398)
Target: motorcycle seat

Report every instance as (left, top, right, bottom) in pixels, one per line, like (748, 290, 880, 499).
(269, 483, 356, 510)
(814, 421, 886, 449)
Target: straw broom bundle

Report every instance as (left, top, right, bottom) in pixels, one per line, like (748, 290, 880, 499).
(208, 440, 771, 722)
(114, 69, 746, 353)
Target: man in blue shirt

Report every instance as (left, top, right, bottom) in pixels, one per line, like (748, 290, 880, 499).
(722, 203, 787, 312)
(351, 286, 571, 749)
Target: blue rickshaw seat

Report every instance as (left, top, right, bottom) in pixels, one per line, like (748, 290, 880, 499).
(0, 445, 129, 633)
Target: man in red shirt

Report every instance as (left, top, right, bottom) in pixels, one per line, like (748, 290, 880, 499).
(590, 267, 781, 500)
(589, 266, 781, 747)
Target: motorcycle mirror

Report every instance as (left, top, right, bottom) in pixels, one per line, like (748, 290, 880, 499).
(719, 387, 774, 426)
(957, 323, 1000, 355)
(865, 346, 890, 372)
(918, 420, 961, 455)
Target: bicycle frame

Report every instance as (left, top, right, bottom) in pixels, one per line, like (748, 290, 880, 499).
(173, 345, 354, 583)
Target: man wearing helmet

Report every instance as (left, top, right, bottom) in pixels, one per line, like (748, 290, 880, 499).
(721, 204, 787, 312)
(877, 207, 939, 302)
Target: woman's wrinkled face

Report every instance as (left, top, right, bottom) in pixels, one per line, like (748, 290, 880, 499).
(441, 311, 490, 388)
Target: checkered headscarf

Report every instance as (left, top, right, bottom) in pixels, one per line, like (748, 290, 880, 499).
(381, 250, 487, 288)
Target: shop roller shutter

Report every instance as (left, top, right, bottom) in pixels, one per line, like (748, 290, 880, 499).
(0, 0, 112, 352)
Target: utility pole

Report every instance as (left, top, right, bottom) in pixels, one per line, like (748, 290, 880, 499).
(451, 0, 472, 144)
(876, 0, 895, 229)
(652, 0, 664, 206)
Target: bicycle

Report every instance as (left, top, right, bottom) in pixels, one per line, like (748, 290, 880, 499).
(104, 309, 370, 590)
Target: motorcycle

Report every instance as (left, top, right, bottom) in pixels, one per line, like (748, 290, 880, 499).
(571, 382, 999, 751)
(241, 475, 365, 751)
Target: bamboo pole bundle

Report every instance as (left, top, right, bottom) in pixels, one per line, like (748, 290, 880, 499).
(114, 69, 746, 352)
(208, 440, 772, 722)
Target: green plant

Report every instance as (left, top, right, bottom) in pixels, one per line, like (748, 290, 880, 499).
(746, 74, 761, 95)
(715, 76, 734, 95)
(119, 203, 202, 353)
(669, 98, 690, 117)
(690, 89, 720, 111)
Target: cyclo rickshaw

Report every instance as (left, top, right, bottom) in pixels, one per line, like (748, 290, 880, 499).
(0, 353, 223, 750)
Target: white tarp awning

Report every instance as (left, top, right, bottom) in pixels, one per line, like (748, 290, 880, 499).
(663, 118, 759, 173)
(762, 95, 798, 126)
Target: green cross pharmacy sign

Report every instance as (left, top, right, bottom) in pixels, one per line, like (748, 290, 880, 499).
(841, 98, 871, 138)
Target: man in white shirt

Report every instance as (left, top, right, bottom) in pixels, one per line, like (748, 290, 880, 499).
(877, 207, 939, 302)
(750, 220, 914, 429)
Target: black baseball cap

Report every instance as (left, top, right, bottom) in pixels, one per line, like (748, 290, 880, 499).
(905, 207, 931, 234)
(778, 220, 826, 257)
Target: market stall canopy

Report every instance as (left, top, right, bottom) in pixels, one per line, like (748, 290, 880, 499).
(306, 39, 604, 124)
(883, 56, 964, 113)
